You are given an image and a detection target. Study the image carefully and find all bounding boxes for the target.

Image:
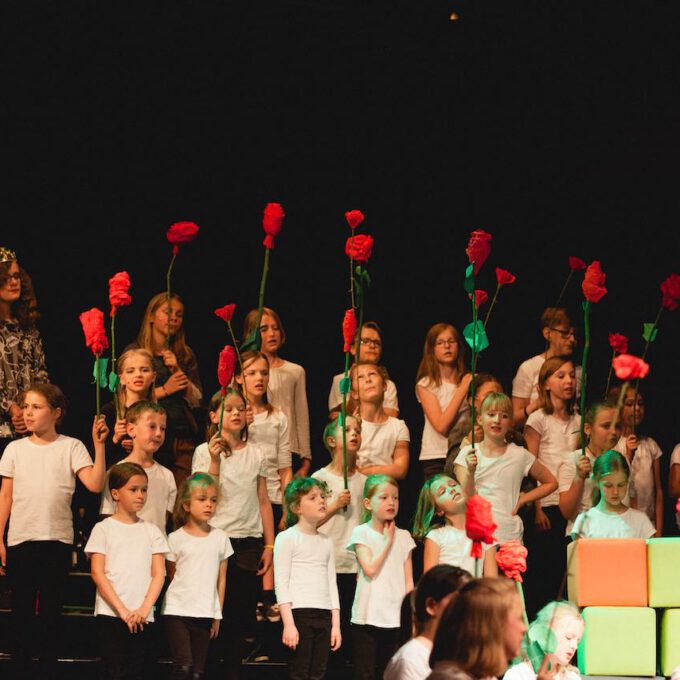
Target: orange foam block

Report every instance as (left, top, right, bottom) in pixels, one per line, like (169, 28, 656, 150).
(567, 538, 648, 607)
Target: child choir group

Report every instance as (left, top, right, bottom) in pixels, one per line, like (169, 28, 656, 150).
(1, 246, 679, 680)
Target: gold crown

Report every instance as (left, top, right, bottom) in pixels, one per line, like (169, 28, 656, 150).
(0, 247, 17, 263)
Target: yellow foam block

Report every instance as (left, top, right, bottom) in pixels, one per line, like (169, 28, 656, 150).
(661, 609, 680, 676)
(647, 537, 680, 607)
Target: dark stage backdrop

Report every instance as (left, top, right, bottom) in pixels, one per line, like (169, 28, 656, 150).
(6, 2, 680, 528)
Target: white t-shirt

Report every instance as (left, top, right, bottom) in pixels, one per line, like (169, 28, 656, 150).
(0, 435, 93, 546)
(85, 517, 168, 621)
(162, 526, 233, 619)
(671, 443, 680, 528)
(614, 435, 662, 522)
(454, 443, 535, 543)
(512, 354, 582, 403)
(249, 409, 291, 504)
(504, 661, 581, 680)
(268, 360, 311, 459)
(312, 467, 367, 573)
(525, 410, 581, 507)
(572, 506, 655, 540)
(274, 525, 340, 611)
(329, 372, 399, 414)
(425, 525, 488, 575)
(347, 523, 415, 628)
(384, 637, 432, 680)
(416, 378, 470, 462)
(358, 417, 410, 469)
(100, 459, 176, 534)
(191, 441, 266, 538)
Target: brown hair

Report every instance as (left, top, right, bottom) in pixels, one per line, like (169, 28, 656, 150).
(242, 307, 286, 347)
(350, 361, 390, 395)
(541, 306, 571, 330)
(591, 450, 630, 505)
(236, 350, 273, 414)
(173, 472, 218, 528)
(0, 261, 40, 328)
(20, 383, 67, 426)
(537, 356, 576, 415)
(206, 387, 249, 455)
(416, 322, 467, 388)
(108, 461, 148, 492)
(125, 400, 166, 424)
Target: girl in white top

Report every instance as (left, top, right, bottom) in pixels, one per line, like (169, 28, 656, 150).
(275, 477, 341, 679)
(412, 473, 497, 577)
(416, 323, 472, 480)
(669, 442, 680, 529)
(610, 385, 663, 535)
(572, 450, 655, 540)
(162, 472, 233, 679)
(454, 392, 558, 543)
(86, 462, 168, 679)
(347, 474, 415, 680)
(0, 383, 108, 676)
(352, 362, 410, 481)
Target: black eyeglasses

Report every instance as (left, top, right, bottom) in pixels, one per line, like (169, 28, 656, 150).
(360, 338, 382, 347)
(549, 327, 576, 339)
(2, 273, 21, 282)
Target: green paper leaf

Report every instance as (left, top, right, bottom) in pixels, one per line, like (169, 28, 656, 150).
(108, 371, 120, 392)
(642, 323, 658, 343)
(463, 263, 475, 295)
(240, 327, 262, 353)
(463, 320, 489, 352)
(92, 357, 109, 385)
(339, 376, 351, 396)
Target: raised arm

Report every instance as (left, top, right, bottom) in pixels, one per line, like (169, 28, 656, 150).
(358, 441, 409, 480)
(78, 416, 109, 493)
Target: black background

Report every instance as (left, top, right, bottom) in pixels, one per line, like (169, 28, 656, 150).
(6, 1, 680, 528)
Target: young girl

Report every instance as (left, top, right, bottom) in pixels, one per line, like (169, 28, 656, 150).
(274, 477, 341, 679)
(191, 387, 274, 679)
(413, 473, 497, 576)
(558, 401, 621, 536)
(610, 385, 664, 535)
(0, 383, 107, 677)
(243, 307, 312, 477)
(162, 472, 232, 680)
(347, 474, 415, 680)
(572, 450, 656, 539)
(352, 362, 410, 481)
(669, 442, 680, 532)
(132, 292, 203, 487)
(454, 392, 558, 543)
(416, 323, 472, 480)
(384, 565, 472, 680)
(86, 462, 168, 679)
(504, 600, 584, 680)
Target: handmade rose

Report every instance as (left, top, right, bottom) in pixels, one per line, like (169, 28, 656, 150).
(661, 273, 680, 311)
(215, 304, 236, 324)
(342, 308, 357, 353)
(473, 290, 489, 310)
(568, 256, 587, 271)
(345, 234, 374, 263)
(612, 354, 650, 380)
(582, 260, 607, 303)
(466, 495, 497, 558)
(495, 267, 516, 286)
(262, 202, 285, 249)
(465, 230, 492, 275)
(80, 308, 109, 355)
(217, 346, 237, 394)
(496, 540, 528, 582)
(608, 333, 628, 355)
(108, 271, 132, 316)
(167, 221, 200, 256)
(345, 210, 365, 230)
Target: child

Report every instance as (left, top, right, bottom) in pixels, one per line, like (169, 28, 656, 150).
(347, 474, 415, 680)
(504, 600, 584, 680)
(415, 323, 472, 480)
(413, 473, 497, 576)
(191, 387, 274, 679)
(352, 362, 410, 481)
(312, 415, 366, 658)
(384, 565, 472, 680)
(454, 392, 558, 543)
(610, 385, 664, 535)
(0, 383, 107, 677)
(572, 450, 655, 539)
(86, 462, 168, 679)
(162, 472, 232, 680)
(100, 401, 177, 535)
(669, 442, 680, 532)
(558, 401, 621, 536)
(274, 478, 341, 679)
(243, 307, 312, 476)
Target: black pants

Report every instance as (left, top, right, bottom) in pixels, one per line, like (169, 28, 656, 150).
(330, 573, 356, 665)
(351, 624, 399, 680)
(165, 615, 212, 676)
(97, 615, 154, 680)
(7, 540, 72, 678)
(420, 459, 445, 481)
(288, 608, 332, 680)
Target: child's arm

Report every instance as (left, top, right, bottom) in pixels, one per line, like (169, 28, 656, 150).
(558, 455, 591, 520)
(280, 603, 299, 650)
(454, 453, 477, 497)
(354, 522, 396, 579)
(318, 488, 351, 527)
(90, 553, 133, 627)
(423, 538, 440, 573)
(513, 460, 557, 515)
(257, 475, 274, 576)
(0, 477, 13, 576)
(128, 553, 166, 627)
(483, 544, 498, 577)
(330, 608, 341, 651)
(274, 533, 298, 650)
(523, 423, 551, 530)
(78, 416, 109, 493)
(210, 559, 228, 640)
(358, 440, 409, 480)
(417, 374, 472, 437)
(404, 552, 414, 593)
(653, 457, 664, 537)
(166, 561, 176, 583)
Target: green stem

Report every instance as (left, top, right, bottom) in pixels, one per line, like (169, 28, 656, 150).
(166, 252, 177, 349)
(341, 351, 350, 491)
(516, 581, 529, 628)
(111, 313, 120, 419)
(603, 349, 615, 400)
(218, 394, 226, 433)
(226, 321, 247, 403)
(579, 300, 591, 455)
(349, 245, 355, 310)
(632, 305, 663, 436)
(95, 354, 101, 417)
(470, 294, 478, 449)
(483, 283, 501, 327)
(252, 247, 271, 351)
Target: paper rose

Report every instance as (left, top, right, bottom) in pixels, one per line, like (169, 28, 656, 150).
(217, 346, 237, 394)
(466, 494, 497, 558)
(568, 256, 587, 271)
(342, 308, 357, 353)
(108, 271, 132, 316)
(612, 354, 650, 380)
(582, 260, 607, 303)
(661, 273, 680, 311)
(167, 221, 200, 256)
(495, 267, 516, 286)
(465, 230, 492, 275)
(473, 289, 489, 309)
(496, 540, 528, 582)
(608, 333, 628, 355)
(262, 202, 285, 249)
(345, 210, 365, 230)
(345, 234, 374, 263)
(79, 308, 109, 355)
(215, 304, 236, 323)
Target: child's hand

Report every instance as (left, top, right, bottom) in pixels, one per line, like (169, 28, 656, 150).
(534, 506, 551, 531)
(383, 520, 396, 543)
(282, 622, 299, 650)
(164, 370, 189, 395)
(245, 405, 254, 425)
(208, 435, 228, 461)
(9, 402, 27, 434)
(335, 490, 351, 509)
(112, 418, 127, 444)
(625, 434, 639, 457)
(0, 540, 6, 576)
(576, 455, 592, 479)
(330, 625, 342, 651)
(126, 608, 149, 633)
(210, 619, 221, 639)
(121, 438, 134, 454)
(160, 349, 180, 370)
(512, 493, 526, 516)
(536, 653, 556, 680)
(257, 546, 273, 576)
(466, 449, 478, 472)
(92, 415, 109, 444)
(461, 373, 473, 392)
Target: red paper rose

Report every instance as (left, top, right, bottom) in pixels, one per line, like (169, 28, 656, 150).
(569, 256, 587, 271)
(496, 540, 528, 582)
(79, 308, 109, 355)
(608, 333, 628, 355)
(612, 354, 650, 380)
(108, 271, 132, 316)
(217, 345, 237, 394)
(342, 308, 357, 353)
(262, 202, 285, 249)
(472, 289, 489, 309)
(466, 495, 497, 558)
(660, 273, 680, 311)
(582, 260, 607, 303)
(465, 230, 492, 275)
(167, 221, 200, 256)
(676, 498, 680, 514)
(215, 304, 236, 324)
(345, 210, 365, 230)
(345, 234, 374, 263)
(495, 267, 516, 286)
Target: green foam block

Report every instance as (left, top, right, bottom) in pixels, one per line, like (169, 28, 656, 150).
(661, 609, 680, 676)
(647, 537, 680, 607)
(578, 607, 656, 676)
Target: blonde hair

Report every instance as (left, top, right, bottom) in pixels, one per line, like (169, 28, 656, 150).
(242, 307, 286, 347)
(361, 474, 398, 522)
(537, 356, 576, 415)
(236, 350, 273, 415)
(480, 391, 513, 418)
(416, 323, 467, 388)
(115, 348, 156, 413)
(173, 472, 218, 528)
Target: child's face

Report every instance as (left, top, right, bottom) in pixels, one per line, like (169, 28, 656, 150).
(112, 474, 148, 514)
(185, 485, 218, 523)
(151, 298, 184, 337)
(259, 314, 283, 354)
(22, 391, 60, 434)
(210, 394, 247, 434)
(352, 327, 383, 363)
(296, 486, 327, 522)
(120, 356, 155, 394)
(503, 594, 527, 661)
(354, 365, 386, 403)
(599, 469, 628, 508)
(545, 362, 576, 401)
(330, 417, 361, 454)
(480, 406, 511, 440)
(365, 483, 399, 522)
(552, 616, 584, 666)
(433, 329, 459, 364)
(584, 407, 619, 453)
(127, 411, 167, 453)
(622, 389, 645, 427)
(239, 357, 269, 399)
(432, 476, 466, 516)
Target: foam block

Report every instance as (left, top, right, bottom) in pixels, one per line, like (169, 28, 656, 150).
(567, 538, 648, 607)
(661, 609, 680, 676)
(648, 537, 680, 606)
(578, 606, 656, 676)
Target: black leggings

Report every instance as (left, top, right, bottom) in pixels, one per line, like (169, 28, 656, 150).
(288, 608, 332, 680)
(351, 624, 400, 680)
(164, 615, 212, 677)
(97, 615, 154, 680)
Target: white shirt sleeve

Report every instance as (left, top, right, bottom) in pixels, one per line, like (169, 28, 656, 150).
(274, 530, 294, 605)
(165, 469, 177, 515)
(191, 444, 210, 474)
(70, 439, 95, 473)
(327, 541, 340, 610)
(277, 411, 292, 470)
(84, 522, 107, 555)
